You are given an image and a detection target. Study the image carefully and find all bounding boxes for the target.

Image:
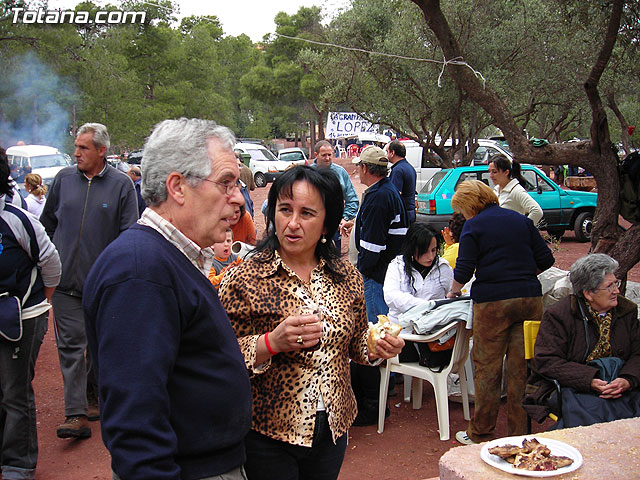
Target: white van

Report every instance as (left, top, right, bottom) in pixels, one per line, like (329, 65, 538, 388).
(397, 140, 441, 193)
(399, 138, 514, 192)
(6, 145, 71, 192)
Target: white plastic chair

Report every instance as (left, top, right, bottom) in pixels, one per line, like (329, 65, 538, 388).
(378, 320, 471, 441)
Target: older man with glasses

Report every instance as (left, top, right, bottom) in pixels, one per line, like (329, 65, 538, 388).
(82, 118, 252, 480)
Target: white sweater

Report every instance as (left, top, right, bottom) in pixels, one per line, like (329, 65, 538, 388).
(495, 178, 543, 225)
(383, 256, 453, 332)
(25, 193, 46, 218)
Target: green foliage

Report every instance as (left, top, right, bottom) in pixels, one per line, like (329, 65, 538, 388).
(1, 0, 637, 154)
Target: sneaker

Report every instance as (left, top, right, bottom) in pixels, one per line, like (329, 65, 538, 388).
(455, 430, 475, 445)
(56, 415, 91, 439)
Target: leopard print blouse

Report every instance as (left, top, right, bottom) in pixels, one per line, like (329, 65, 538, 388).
(219, 249, 371, 447)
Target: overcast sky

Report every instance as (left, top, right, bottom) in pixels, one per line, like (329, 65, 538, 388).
(47, 0, 351, 42)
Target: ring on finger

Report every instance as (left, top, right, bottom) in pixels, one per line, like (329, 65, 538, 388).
(296, 335, 304, 345)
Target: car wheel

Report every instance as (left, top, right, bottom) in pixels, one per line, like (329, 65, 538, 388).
(546, 228, 565, 240)
(254, 172, 267, 188)
(573, 211, 593, 242)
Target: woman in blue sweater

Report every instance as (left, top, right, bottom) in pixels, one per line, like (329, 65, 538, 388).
(446, 180, 554, 445)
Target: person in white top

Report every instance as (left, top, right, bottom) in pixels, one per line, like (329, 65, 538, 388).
(23, 173, 47, 217)
(489, 155, 543, 225)
(384, 223, 453, 338)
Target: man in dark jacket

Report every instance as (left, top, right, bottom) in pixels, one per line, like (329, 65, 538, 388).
(349, 145, 409, 426)
(83, 118, 251, 480)
(387, 140, 416, 223)
(127, 164, 146, 216)
(40, 123, 138, 439)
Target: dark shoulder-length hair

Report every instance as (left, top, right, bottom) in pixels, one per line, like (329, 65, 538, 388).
(254, 165, 345, 279)
(489, 154, 527, 189)
(401, 223, 443, 293)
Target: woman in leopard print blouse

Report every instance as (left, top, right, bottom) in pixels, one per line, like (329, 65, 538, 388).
(220, 166, 404, 480)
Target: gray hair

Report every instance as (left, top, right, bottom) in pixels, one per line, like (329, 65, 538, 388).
(569, 253, 619, 298)
(141, 118, 235, 206)
(77, 123, 110, 150)
(366, 162, 389, 177)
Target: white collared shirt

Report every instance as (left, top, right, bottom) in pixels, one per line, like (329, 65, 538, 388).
(138, 209, 214, 276)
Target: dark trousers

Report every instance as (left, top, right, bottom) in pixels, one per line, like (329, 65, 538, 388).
(0, 314, 47, 479)
(244, 411, 347, 480)
(468, 297, 543, 442)
(51, 292, 89, 416)
(350, 362, 381, 413)
(351, 278, 388, 416)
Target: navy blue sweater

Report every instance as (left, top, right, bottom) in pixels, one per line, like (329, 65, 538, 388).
(356, 177, 409, 283)
(389, 158, 417, 222)
(454, 204, 554, 303)
(83, 224, 251, 480)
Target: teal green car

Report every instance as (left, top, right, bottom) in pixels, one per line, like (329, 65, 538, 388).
(416, 165, 597, 242)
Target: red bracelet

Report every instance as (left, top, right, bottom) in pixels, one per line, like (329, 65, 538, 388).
(264, 332, 277, 356)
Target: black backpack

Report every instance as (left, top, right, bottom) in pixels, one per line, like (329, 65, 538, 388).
(619, 151, 640, 223)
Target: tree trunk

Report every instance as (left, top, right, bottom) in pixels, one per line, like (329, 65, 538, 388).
(310, 118, 316, 154)
(316, 111, 325, 141)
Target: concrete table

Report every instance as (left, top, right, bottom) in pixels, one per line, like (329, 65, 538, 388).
(439, 417, 640, 479)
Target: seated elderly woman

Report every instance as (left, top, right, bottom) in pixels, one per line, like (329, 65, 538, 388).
(525, 253, 640, 428)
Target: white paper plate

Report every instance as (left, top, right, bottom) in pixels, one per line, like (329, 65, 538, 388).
(480, 436, 583, 477)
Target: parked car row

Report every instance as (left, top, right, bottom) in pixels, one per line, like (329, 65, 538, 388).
(415, 165, 597, 242)
(400, 138, 514, 193)
(234, 143, 308, 188)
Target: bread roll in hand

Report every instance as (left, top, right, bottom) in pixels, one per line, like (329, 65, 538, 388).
(367, 315, 402, 354)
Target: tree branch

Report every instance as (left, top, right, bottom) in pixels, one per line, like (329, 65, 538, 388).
(585, 0, 623, 154)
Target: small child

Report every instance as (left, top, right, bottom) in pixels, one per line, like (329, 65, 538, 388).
(441, 213, 466, 269)
(208, 229, 242, 289)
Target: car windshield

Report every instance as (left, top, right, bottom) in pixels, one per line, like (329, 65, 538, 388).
(420, 171, 447, 194)
(495, 141, 511, 155)
(248, 148, 278, 162)
(30, 154, 70, 169)
(280, 152, 304, 162)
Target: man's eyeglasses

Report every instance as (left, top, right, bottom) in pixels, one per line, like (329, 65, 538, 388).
(595, 279, 622, 293)
(194, 176, 242, 195)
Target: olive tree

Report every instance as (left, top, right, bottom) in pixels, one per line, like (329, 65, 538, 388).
(411, 0, 640, 277)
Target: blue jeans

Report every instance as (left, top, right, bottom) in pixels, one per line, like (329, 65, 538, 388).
(363, 277, 388, 324)
(0, 313, 48, 480)
(243, 411, 347, 480)
(331, 231, 341, 253)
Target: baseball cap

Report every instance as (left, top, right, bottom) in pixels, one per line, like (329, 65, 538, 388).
(352, 145, 388, 166)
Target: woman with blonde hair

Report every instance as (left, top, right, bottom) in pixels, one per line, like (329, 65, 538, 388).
(446, 180, 554, 445)
(23, 173, 47, 217)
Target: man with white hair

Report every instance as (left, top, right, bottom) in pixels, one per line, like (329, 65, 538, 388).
(83, 118, 252, 480)
(40, 123, 139, 439)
